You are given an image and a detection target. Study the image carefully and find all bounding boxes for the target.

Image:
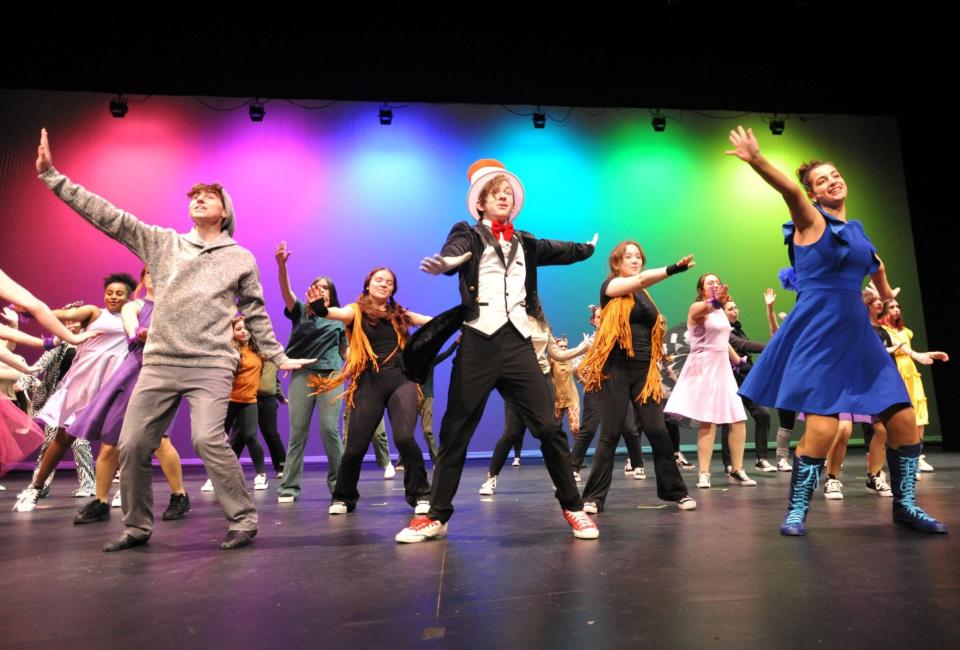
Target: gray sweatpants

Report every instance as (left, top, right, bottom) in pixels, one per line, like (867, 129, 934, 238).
(118, 365, 257, 539)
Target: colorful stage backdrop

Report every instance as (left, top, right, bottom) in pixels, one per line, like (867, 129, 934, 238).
(0, 90, 938, 463)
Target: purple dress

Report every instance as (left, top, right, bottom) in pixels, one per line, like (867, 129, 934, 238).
(665, 309, 747, 425)
(69, 300, 153, 446)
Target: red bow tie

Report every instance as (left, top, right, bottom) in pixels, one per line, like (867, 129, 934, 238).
(491, 220, 514, 241)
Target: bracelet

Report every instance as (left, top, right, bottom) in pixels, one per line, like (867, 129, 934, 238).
(42, 336, 55, 351)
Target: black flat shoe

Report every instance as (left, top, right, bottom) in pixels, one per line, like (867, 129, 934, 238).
(220, 529, 257, 550)
(102, 534, 149, 552)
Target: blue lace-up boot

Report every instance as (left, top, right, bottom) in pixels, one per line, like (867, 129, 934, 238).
(780, 456, 824, 536)
(887, 444, 947, 534)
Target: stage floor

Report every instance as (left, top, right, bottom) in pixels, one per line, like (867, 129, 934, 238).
(2, 451, 958, 648)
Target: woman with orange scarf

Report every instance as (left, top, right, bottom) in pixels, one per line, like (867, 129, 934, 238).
(307, 267, 433, 516)
(578, 241, 697, 513)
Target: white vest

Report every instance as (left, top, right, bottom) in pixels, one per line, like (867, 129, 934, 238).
(464, 224, 530, 338)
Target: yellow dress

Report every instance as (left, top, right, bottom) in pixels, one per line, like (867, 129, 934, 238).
(884, 326, 928, 426)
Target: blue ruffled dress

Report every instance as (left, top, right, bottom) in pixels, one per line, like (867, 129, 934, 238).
(739, 205, 909, 415)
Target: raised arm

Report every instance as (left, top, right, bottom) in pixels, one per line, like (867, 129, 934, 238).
(764, 288, 779, 335)
(725, 126, 821, 236)
(36, 128, 166, 261)
(306, 284, 355, 325)
(605, 254, 695, 297)
(274, 241, 298, 312)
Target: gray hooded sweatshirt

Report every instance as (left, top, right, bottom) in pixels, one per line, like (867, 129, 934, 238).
(40, 168, 289, 372)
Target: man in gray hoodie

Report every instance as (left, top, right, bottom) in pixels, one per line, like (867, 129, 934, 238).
(35, 129, 314, 551)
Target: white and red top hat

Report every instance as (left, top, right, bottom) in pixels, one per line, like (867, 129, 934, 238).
(466, 159, 525, 222)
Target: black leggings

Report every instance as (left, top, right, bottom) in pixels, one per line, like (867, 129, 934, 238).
(257, 394, 287, 474)
(332, 365, 429, 509)
(570, 390, 644, 470)
(227, 401, 265, 475)
(582, 360, 689, 510)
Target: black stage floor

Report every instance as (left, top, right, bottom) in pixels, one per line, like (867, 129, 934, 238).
(2, 451, 958, 649)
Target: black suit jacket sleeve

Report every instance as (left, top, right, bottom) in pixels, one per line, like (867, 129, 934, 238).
(729, 330, 766, 355)
(535, 238, 595, 266)
(439, 221, 475, 276)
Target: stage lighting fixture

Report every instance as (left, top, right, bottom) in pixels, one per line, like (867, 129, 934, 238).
(532, 111, 546, 129)
(769, 117, 785, 135)
(249, 103, 265, 122)
(109, 97, 128, 118)
(379, 106, 393, 125)
(651, 115, 666, 132)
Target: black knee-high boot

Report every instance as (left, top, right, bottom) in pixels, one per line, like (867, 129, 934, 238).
(780, 456, 824, 536)
(886, 443, 947, 534)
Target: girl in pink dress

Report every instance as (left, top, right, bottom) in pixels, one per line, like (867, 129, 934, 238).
(665, 273, 754, 489)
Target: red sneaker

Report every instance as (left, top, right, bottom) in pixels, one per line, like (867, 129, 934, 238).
(563, 510, 599, 539)
(395, 516, 448, 543)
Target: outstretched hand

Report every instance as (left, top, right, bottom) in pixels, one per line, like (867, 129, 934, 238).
(675, 254, 695, 271)
(764, 288, 776, 306)
(36, 128, 52, 173)
(725, 125, 760, 163)
(587, 233, 599, 247)
(275, 241, 291, 266)
(279, 358, 317, 372)
(420, 252, 472, 275)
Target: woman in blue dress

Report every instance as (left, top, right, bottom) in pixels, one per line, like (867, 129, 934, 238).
(726, 125, 946, 536)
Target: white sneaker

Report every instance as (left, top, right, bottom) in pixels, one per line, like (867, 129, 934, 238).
(395, 516, 447, 543)
(755, 458, 777, 473)
(72, 487, 94, 498)
(633, 467, 646, 480)
(727, 469, 757, 487)
(383, 463, 396, 479)
(329, 501, 349, 515)
(414, 500, 430, 515)
(478, 476, 497, 496)
(512, 456, 521, 467)
(254, 474, 268, 490)
(624, 459, 633, 473)
(677, 496, 697, 510)
(13, 486, 40, 512)
(201, 479, 214, 493)
(583, 501, 598, 514)
(824, 477, 844, 500)
(112, 470, 120, 484)
(573, 471, 582, 483)
(111, 491, 122, 508)
(918, 455, 935, 472)
(277, 495, 296, 503)
(696, 472, 711, 489)
(675, 453, 695, 469)
(776, 458, 793, 472)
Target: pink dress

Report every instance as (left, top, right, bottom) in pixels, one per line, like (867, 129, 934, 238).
(35, 310, 129, 431)
(665, 308, 746, 424)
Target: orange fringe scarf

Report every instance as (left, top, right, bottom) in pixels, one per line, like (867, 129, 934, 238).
(576, 290, 666, 403)
(307, 304, 410, 409)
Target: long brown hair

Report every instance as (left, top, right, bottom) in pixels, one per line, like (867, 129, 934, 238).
(356, 267, 411, 341)
(231, 314, 263, 356)
(607, 240, 646, 278)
